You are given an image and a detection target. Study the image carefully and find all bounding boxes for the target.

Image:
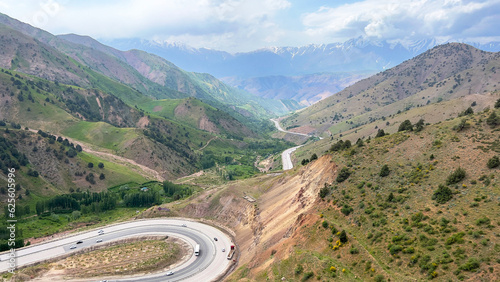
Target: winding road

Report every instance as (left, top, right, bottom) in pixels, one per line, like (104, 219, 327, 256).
(0, 219, 233, 281)
(271, 119, 322, 170)
(271, 119, 308, 170)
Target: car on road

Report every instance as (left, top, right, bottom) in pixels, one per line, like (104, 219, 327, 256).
(181, 224, 187, 227)
(96, 239, 103, 243)
(214, 237, 218, 241)
(98, 229, 104, 234)
(166, 271, 174, 276)
(76, 240, 83, 244)
(222, 248, 225, 252)
(69, 245, 77, 249)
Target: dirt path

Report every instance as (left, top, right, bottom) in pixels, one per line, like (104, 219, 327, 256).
(28, 129, 164, 182)
(197, 136, 218, 151)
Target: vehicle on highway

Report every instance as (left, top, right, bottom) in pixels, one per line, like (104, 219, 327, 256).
(222, 248, 225, 252)
(69, 245, 77, 249)
(96, 239, 103, 243)
(166, 271, 174, 276)
(76, 240, 83, 244)
(194, 244, 200, 256)
(227, 245, 235, 260)
(98, 229, 104, 234)
(214, 237, 218, 241)
(181, 223, 187, 227)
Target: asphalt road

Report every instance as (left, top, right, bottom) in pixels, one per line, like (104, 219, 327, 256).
(271, 118, 324, 170)
(0, 219, 233, 282)
(271, 119, 307, 170)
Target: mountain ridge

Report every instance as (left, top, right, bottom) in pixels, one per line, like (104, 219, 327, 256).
(281, 43, 500, 137)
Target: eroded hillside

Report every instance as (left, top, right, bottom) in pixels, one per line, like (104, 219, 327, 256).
(173, 101, 499, 281)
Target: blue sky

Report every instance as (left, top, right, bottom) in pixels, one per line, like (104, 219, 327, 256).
(1, 0, 499, 52)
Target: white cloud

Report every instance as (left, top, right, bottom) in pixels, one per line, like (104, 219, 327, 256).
(0, 0, 291, 52)
(301, 0, 500, 43)
(1, 0, 499, 51)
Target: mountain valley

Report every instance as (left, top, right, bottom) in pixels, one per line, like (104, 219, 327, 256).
(0, 11, 498, 282)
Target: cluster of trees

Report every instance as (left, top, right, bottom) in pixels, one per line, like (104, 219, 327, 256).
(0, 136, 29, 174)
(0, 225, 25, 251)
(301, 153, 318, 166)
(329, 140, 352, 152)
(398, 119, 425, 132)
(36, 191, 118, 216)
(62, 88, 103, 122)
(37, 130, 83, 159)
(123, 191, 161, 207)
(143, 125, 195, 163)
(163, 181, 193, 201)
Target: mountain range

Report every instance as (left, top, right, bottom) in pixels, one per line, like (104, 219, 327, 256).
(104, 37, 500, 106)
(281, 42, 500, 139)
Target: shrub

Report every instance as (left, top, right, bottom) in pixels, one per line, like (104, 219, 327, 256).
(486, 156, 500, 169)
(375, 129, 386, 138)
(475, 216, 490, 226)
(336, 167, 351, 183)
(460, 258, 480, 272)
(432, 184, 453, 204)
(458, 107, 474, 116)
(310, 153, 318, 161)
(319, 185, 329, 199)
(486, 111, 500, 127)
(302, 271, 314, 281)
(98, 162, 104, 169)
(339, 230, 348, 243)
(445, 232, 465, 245)
(495, 98, 500, 108)
(27, 169, 39, 177)
(87, 162, 94, 168)
(341, 204, 353, 216)
(295, 264, 304, 275)
(446, 167, 466, 185)
(66, 148, 77, 158)
(389, 244, 403, 255)
(322, 220, 329, 228)
(453, 119, 470, 131)
(350, 247, 359, 254)
(398, 120, 413, 132)
(379, 164, 390, 177)
(415, 119, 425, 132)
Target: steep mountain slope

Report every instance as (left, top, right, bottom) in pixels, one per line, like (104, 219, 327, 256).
(281, 43, 500, 137)
(175, 101, 500, 281)
(58, 33, 300, 116)
(0, 13, 299, 121)
(0, 69, 203, 179)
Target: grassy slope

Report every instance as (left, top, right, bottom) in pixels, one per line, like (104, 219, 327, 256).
(61, 122, 139, 151)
